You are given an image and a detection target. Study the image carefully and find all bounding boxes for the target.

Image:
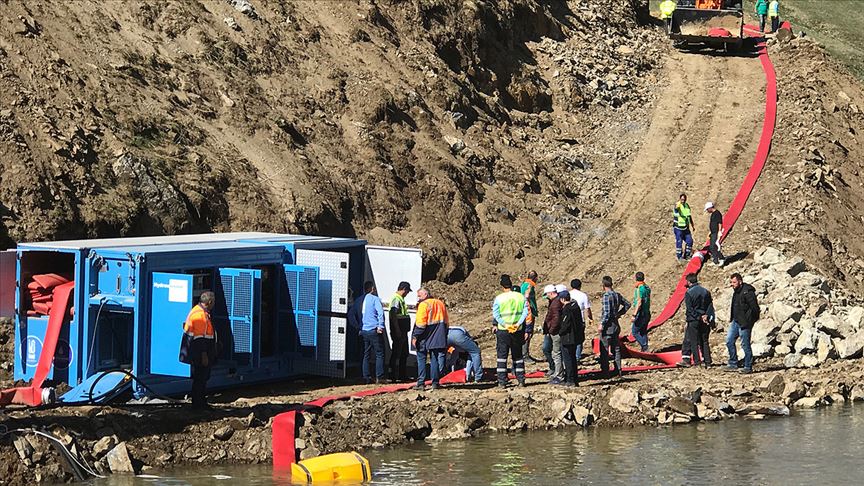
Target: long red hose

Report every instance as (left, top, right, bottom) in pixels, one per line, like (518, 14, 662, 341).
(0, 281, 75, 407)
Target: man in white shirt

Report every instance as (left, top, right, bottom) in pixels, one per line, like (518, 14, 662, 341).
(569, 279, 593, 360)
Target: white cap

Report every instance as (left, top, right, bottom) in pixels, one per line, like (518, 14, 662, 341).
(554, 284, 567, 293)
(543, 284, 556, 294)
(704, 201, 714, 211)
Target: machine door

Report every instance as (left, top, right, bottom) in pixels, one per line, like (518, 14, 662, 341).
(295, 250, 349, 363)
(281, 264, 319, 347)
(365, 246, 423, 354)
(218, 268, 262, 366)
(149, 272, 193, 377)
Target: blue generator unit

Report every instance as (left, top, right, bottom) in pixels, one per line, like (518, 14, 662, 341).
(6, 233, 422, 401)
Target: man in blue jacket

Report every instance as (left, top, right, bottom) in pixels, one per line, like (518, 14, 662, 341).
(357, 281, 385, 384)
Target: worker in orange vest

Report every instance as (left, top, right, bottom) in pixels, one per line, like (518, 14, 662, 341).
(412, 288, 449, 391)
(184, 291, 216, 410)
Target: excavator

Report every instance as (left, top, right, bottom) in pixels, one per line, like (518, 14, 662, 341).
(668, 0, 745, 50)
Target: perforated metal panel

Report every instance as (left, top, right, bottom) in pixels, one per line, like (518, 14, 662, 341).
(295, 250, 349, 313)
(282, 264, 319, 347)
(291, 315, 346, 378)
(218, 268, 260, 354)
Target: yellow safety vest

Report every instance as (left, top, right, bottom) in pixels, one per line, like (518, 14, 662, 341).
(768, 1, 779, 17)
(660, 0, 676, 20)
(494, 291, 526, 332)
(674, 202, 691, 229)
(389, 293, 408, 316)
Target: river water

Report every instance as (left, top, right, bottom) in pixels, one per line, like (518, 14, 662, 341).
(89, 405, 863, 486)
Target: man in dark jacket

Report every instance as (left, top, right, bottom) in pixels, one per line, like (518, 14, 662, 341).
(559, 293, 585, 387)
(678, 273, 714, 367)
(599, 276, 631, 378)
(726, 273, 759, 373)
(388, 281, 413, 382)
(542, 284, 565, 384)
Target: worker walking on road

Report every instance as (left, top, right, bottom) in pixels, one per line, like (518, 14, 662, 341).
(678, 273, 715, 368)
(659, 0, 676, 31)
(569, 279, 593, 361)
(359, 281, 386, 384)
(673, 193, 695, 263)
(492, 275, 529, 388)
(412, 288, 449, 391)
(705, 202, 726, 266)
(184, 291, 217, 410)
(599, 276, 631, 378)
(768, 0, 780, 33)
(630, 272, 652, 352)
(755, 0, 769, 33)
(388, 281, 413, 383)
(726, 273, 760, 374)
(520, 271, 541, 363)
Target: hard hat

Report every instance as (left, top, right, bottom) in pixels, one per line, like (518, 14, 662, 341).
(704, 201, 714, 211)
(543, 284, 556, 294)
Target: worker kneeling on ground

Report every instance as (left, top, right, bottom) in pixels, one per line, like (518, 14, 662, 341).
(492, 274, 529, 388)
(412, 288, 449, 391)
(184, 290, 216, 410)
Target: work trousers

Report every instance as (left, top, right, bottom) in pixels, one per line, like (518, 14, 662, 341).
(632, 313, 650, 351)
(389, 337, 409, 382)
(191, 362, 211, 408)
(674, 227, 693, 259)
(726, 320, 753, 370)
(686, 321, 712, 365)
(759, 14, 767, 33)
(709, 231, 725, 264)
(562, 343, 579, 385)
(521, 322, 535, 359)
(599, 333, 622, 375)
(550, 334, 564, 381)
(448, 329, 483, 383)
(496, 330, 525, 385)
(542, 334, 554, 374)
(360, 330, 385, 380)
(416, 347, 446, 386)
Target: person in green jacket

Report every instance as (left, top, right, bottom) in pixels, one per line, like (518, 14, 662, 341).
(519, 271, 540, 363)
(755, 0, 769, 33)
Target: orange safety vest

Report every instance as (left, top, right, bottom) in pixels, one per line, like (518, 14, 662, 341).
(415, 298, 448, 328)
(184, 304, 214, 339)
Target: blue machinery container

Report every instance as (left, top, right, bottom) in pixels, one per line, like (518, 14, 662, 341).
(11, 233, 421, 398)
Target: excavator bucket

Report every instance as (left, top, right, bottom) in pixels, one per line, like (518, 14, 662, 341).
(669, 4, 744, 48)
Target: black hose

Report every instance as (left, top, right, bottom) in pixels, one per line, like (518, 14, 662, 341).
(84, 368, 183, 405)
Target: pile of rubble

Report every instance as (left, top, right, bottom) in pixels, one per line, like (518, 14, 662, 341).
(714, 247, 864, 367)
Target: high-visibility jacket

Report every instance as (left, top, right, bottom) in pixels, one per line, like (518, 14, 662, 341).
(389, 292, 408, 316)
(184, 304, 214, 340)
(659, 0, 676, 20)
(673, 202, 692, 230)
(755, 0, 768, 15)
(413, 298, 449, 350)
(768, 0, 779, 17)
(493, 290, 528, 332)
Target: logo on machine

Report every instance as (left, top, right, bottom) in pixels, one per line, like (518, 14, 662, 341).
(24, 336, 43, 367)
(53, 339, 73, 370)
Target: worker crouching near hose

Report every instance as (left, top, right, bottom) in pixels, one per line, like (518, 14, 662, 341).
(185, 291, 217, 410)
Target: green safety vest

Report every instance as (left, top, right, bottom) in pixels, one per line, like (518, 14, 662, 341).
(494, 291, 526, 331)
(389, 293, 408, 316)
(659, 0, 676, 19)
(674, 202, 691, 229)
(768, 1, 779, 16)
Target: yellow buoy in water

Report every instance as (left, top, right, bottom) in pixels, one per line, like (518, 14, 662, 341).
(291, 451, 371, 484)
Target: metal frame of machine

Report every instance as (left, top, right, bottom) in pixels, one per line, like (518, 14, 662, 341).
(9, 233, 422, 399)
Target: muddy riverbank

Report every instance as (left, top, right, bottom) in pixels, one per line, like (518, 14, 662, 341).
(2, 358, 864, 484)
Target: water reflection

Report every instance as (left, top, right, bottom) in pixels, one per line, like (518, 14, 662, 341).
(87, 406, 863, 486)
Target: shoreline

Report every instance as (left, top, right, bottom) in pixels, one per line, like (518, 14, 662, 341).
(3, 358, 863, 484)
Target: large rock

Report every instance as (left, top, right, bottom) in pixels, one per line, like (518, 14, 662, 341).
(846, 306, 864, 331)
(800, 354, 821, 368)
(776, 257, 806, 277)
(783, 353, 803, 368)
(755, 247, 785, 266)
(817, 314, 851, 339)
(837, 330, 864, 359)
(106, 442, 136, 474)
(92, 435, 118, 459)
(608, 388, 639, 414)
(771, 302, 803, 325)
(751, 319, 781, 345)
(796, 272, 830, 293)
(794, 328, 818, 354)
(426, 420, 470, 440)
(572, 405, 594, 427)
(751, 342, 773, 358)
(666, 396, 697, 417)
(761, 374, 786, 395)
(851, 386, 864, 402)
(737, 402, 790, 416)
(816, 334, 838, 362)
(782, 381, 806, 402)
(794, 397, 821, 409)
(700, 394, 734, 413)
(213, 425, 234, 441)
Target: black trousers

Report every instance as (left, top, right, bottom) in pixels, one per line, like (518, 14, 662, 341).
(389, 339, 409, 381)
(495, 330, 525, 384)
(191, 362, 211, 408)
(599, 333, 622, 374)
(686, 321, 712, 365)
(562, 343, 579, 384)
(709, 231, 725, 264)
